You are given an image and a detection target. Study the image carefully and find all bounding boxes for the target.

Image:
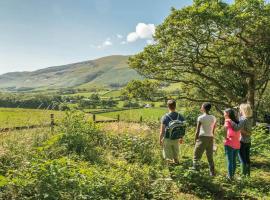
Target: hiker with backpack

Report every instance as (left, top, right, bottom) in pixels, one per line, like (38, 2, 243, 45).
(159, 99, 185, 165)
(224, 108, 241, 180)
(193, 103, 217, 176)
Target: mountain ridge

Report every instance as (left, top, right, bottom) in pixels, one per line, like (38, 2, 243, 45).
(0, 55, 142, 92)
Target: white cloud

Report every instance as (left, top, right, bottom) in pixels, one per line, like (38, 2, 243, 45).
(97, 38, 112, 49)
(120, 41, 127, 45)
(136, 23, 155, 39)
(126, 23, 155, 43)
(103, 40, 112, 46)
(116, 34, 123, 39)
(127, 32, 139, 42)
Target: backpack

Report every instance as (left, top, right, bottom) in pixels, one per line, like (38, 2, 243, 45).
(166, 113, 186, 140)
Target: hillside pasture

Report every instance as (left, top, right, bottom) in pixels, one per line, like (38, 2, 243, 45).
(0, 108, 63, 129)
(99, 107, 167, 122)
(0, 108, 116, 129)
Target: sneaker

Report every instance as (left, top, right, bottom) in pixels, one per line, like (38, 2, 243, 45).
(210, 171, 216, 177)
(226, 176, 234, 181)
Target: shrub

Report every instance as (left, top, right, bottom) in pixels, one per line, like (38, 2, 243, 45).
(59, 111, 105, 163)
(106, 133, 159, 165)
(3, 158, 173, 200)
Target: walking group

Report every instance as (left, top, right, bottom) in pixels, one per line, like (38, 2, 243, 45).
(159, 99, 253, 180)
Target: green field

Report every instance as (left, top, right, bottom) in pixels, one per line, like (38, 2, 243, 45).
(0, 108, 115, 129)
(0, 108, 64, 129)
(102, 90, 121, 98)
(99, 107, 167, 122)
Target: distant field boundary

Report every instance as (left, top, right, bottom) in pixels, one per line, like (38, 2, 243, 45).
(86, 107, 141, 114)
(0, 124, 52, 133)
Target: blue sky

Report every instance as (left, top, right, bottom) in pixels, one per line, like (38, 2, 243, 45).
(0, 0, 239, 75)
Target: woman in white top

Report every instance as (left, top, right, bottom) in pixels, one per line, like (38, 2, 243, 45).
(193, 102, 217, 176)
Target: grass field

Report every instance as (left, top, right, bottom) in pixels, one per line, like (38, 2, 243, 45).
(0, 108, 64, 129)
(0, 108, 115, 129)
(102, 90, 121, 98)
(99, 107, 167, 122)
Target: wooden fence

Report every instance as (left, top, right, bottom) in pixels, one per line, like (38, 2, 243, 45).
(0, 114, 56, 133)
(0, 113, 162, 133)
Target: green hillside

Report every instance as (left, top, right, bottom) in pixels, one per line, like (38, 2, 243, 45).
(0, 55, 143, 92)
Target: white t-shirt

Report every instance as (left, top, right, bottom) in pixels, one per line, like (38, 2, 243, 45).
(197, 114, 216, 137)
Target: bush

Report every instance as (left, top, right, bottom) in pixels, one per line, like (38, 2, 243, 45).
(123, 101, 140, 108)
(251, 124, 270, 157)
(3, 158, 173, 200)
(59, 111, 105, 163)
(106, 134, 159, 165)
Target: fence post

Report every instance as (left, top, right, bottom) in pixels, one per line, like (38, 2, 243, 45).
(158, 117, 160, 122)
(117, 114, 120, 122)
(140, 116, 143, 123)
(93, 114, 96, 123)
(50, 113, 54, 132)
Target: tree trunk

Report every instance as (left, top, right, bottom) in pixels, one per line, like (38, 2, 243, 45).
(246, 76, 256, 125)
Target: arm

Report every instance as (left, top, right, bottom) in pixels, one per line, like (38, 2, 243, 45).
(195, 121, 201, 143)
(212, 121, 217, 136)
(224, 120, 229, 138)
(159, 124, 165, 146)
(231, 120, 245, 131)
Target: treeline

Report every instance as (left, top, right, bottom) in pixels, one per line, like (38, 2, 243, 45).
(0, 93, 119, 111)
(0, 93, 66, 110)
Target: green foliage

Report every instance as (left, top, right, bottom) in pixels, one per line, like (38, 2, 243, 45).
(106, 133, 158, 165)
(251, 124, 270, 157)
(0, 93, 62, 110)
(59, 111, 105, 163)
(121, 80, 161, 101)
(122, 100, 140, 108)
(0, 112, 175, 199)
(3, 158, 169, 200)
(129, 0, 270, 118)
(1, 111, 270, 199)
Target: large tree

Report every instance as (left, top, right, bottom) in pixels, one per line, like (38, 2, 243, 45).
(129, 0, 270, 120)
(121, 80, 160, 101)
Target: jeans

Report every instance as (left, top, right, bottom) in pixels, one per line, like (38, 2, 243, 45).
(239, 142, 251, 165)
(225, 145, 239, 178)
(239, 142, 251, 175)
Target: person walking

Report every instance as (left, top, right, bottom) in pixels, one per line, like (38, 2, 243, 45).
(193, 102, 217, 176)
(160, 99, 185, 165)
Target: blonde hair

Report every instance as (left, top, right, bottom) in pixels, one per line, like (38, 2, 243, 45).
(240, 103, 253, 118)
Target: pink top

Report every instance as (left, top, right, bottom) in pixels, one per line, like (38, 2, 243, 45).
(224, 120, 241, 149)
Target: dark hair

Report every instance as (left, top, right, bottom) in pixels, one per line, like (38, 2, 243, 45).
(224, 108, 239, 124)
(202, 102, 212, 113)
(167, 99, 176, 110)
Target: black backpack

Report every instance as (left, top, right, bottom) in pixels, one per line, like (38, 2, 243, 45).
(166, 113, 186, 140)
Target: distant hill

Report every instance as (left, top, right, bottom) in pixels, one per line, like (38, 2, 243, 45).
(0, 55, 143, 92)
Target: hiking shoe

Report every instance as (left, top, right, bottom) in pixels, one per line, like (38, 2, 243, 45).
(210, 171, 216, 177)
(226, 176, 234, 181)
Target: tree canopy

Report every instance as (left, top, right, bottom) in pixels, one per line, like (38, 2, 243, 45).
(129, 0, 270, 119)
(121, 80, 160, 101)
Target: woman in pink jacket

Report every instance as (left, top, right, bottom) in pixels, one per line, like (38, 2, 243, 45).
(224, 108, 241, 180)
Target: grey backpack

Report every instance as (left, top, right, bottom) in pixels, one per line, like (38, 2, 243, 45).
(166, 113, 186, 139)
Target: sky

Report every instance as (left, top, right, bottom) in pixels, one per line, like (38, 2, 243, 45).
(0, 0, 239, 75)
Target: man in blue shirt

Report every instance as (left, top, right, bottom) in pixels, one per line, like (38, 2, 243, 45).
(160, 99, 185, 164)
